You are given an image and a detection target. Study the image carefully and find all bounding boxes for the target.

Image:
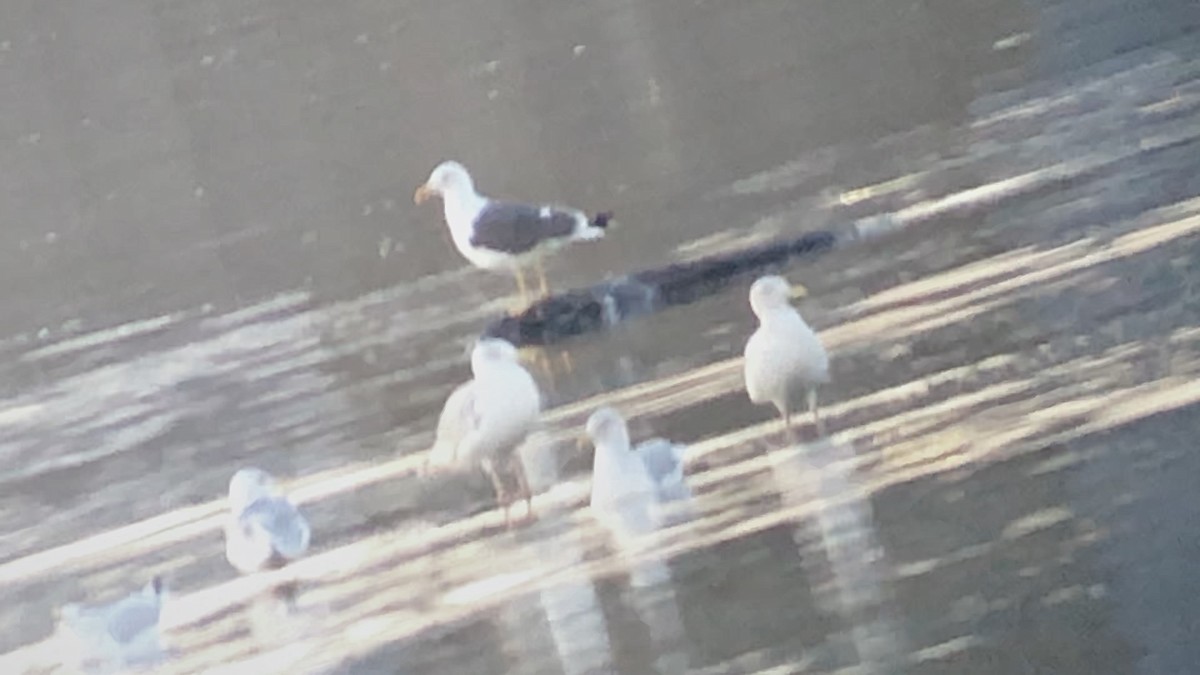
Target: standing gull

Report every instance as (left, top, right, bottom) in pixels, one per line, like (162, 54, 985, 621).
(58, 576, 167, 672)
(744, 275, 831, 441)
(225, 468, 311, 574)
(413, 160, 612, 309)
(586, 407, 693, 538)
(425, 337, 542, 525)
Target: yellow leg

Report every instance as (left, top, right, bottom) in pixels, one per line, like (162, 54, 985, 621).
(531, 349, 549, 374)
(530, 349, 559, 397)
(534, 255, 550, 298)
(557, 349, 575, 374)
(512, 267, 529, 313)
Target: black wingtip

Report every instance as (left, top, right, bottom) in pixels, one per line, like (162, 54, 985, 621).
(591, 211, 614, 229)
(150, 575, 165, 595)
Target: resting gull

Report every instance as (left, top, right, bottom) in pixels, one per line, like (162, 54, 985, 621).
(58, 576, 167, 672)
(225, 468, 311, 574)
(425, 337, 542, 526)
(744, 275, 831, 441)
(414, 160, 612, 309)
(586, 406, 692, 538)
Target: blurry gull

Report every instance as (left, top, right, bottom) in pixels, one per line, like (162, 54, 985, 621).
(225, 468, 311, 574)
(58, 576, 166, 672)
(586, 407, 693, 538)
(413, 160, 612, 309)
(744, 275, 830, 440)
(425, 337, 542, 526)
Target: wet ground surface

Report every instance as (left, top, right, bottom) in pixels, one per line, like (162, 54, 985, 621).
(2, 0, 1200, 673)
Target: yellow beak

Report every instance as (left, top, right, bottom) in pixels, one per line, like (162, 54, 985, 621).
(789, 283, 810, 300)
(413, 183, 437, 204)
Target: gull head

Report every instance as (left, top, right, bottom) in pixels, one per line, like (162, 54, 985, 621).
(228, 468, 279, 514)
(585, 406, 631, 450)
(414, 160, 475, 204)
(470, 337, 520, 374)
(749, 275, 801, 318)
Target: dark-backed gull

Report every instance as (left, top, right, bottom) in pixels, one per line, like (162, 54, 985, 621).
(414, 160, 612, 309)
(744, 275, 831, 441)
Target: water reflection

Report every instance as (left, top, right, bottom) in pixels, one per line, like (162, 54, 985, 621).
(593, 485, 691, 675)
(2, 0, 1199, 672)
(621, 563, 689, 674)
(514, 533, 615, 675)
(769, 438, 907, 673)
(509, 438, 617, 675)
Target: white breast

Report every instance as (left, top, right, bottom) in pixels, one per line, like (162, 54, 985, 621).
(744, 310, 829, 406)
(459, 363, 541, 465)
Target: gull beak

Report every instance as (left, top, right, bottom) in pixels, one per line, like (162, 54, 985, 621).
(413, 183, 437, 205)
(789, 284, 810, 300)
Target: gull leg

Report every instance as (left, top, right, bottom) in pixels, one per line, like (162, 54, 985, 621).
(482, 460, 512, 525)
(526, 348, 558, 396)
(557, 349, 575, 374)
(534, 254, 550, 299)
(808, 387, 825, 437)
(511, 456, 534, 524)
(781, 403, 798, 446)
(511, 267, 530, 314)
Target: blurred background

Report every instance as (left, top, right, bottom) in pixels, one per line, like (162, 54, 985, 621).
(2, 0, 1199, 672)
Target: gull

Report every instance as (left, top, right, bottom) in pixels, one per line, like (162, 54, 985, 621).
(425, 338, 542, 526)
(586, 406, 692, 538)
(414, 160, 612, 310)
(744, 275, 830, 441)
(58, 576, 167, 672)
(225, 468, 311, 574)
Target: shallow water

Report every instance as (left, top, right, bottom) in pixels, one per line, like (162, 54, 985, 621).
(2, 0, 1200, 672)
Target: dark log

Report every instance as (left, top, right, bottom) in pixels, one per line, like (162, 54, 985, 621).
(483, 229, 840, 347)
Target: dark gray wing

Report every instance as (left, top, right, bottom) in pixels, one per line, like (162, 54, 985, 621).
(469, 201, 579, 254)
